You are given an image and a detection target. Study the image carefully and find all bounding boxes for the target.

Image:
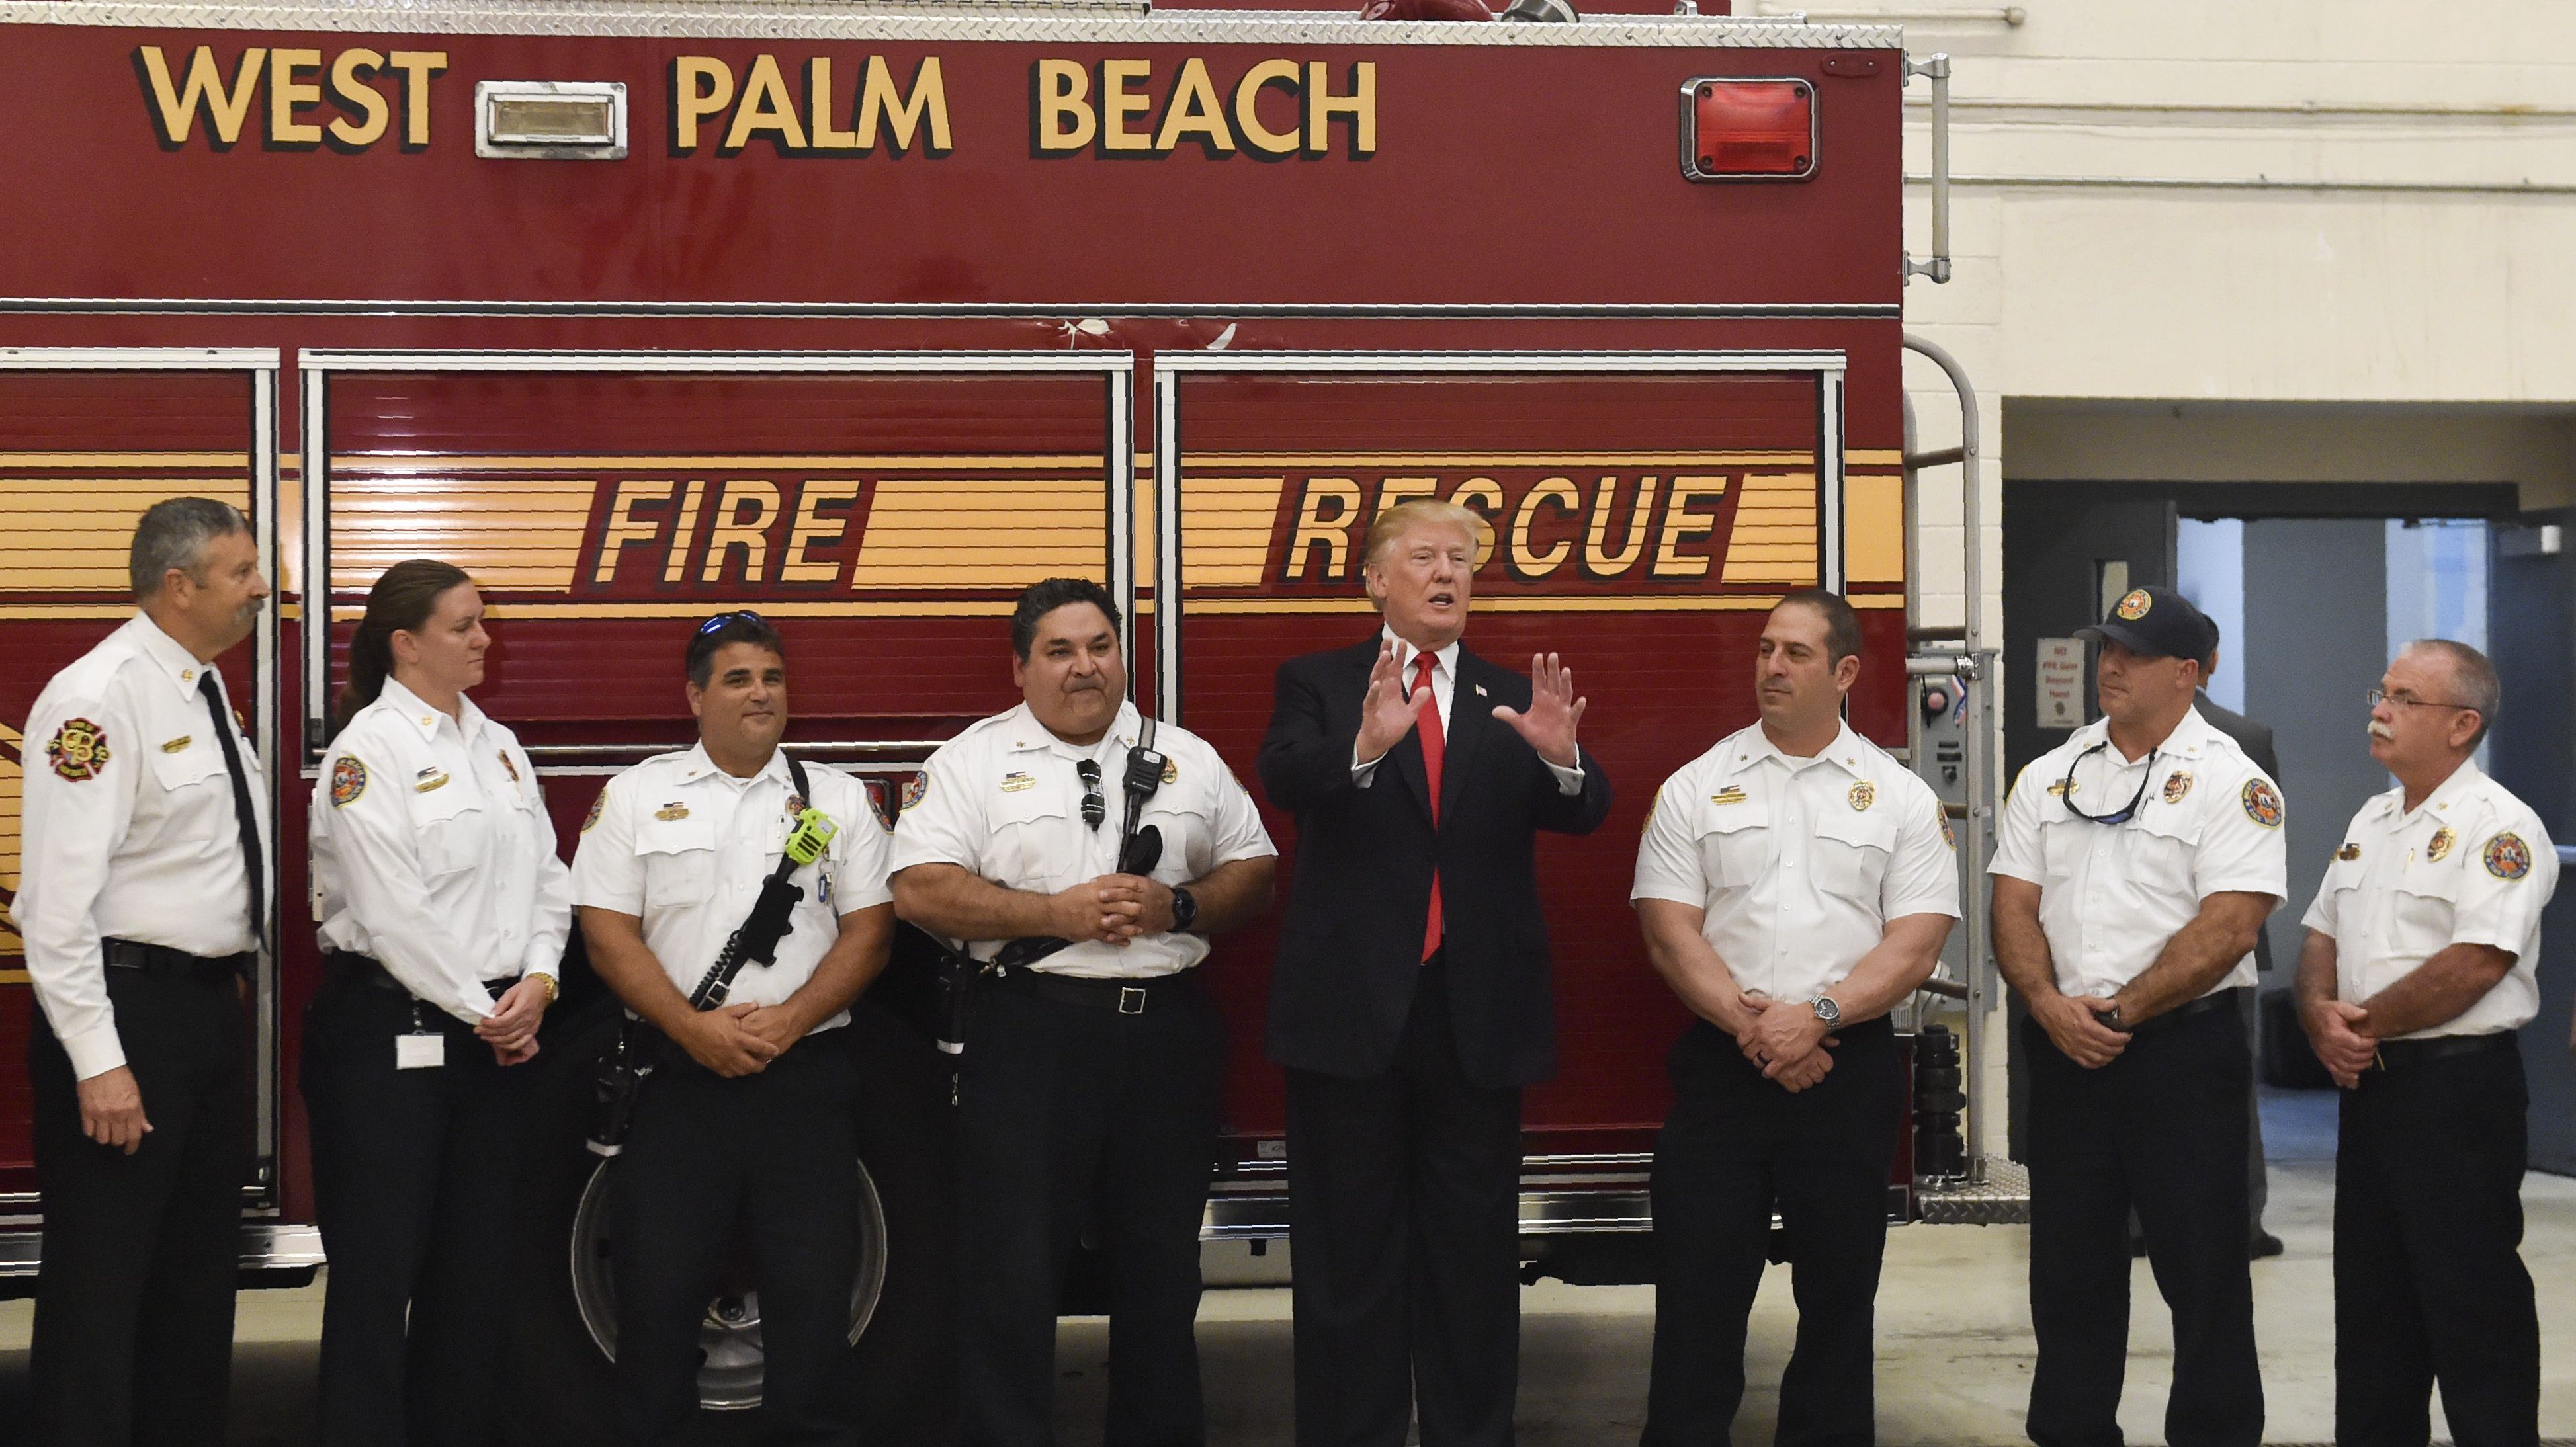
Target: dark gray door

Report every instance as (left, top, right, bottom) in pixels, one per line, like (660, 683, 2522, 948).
(2001, 483, 2179, 782)
(2489, 509, 2576, 1173)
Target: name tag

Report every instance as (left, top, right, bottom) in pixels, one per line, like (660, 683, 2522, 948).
(396, 1032, 446, 1070)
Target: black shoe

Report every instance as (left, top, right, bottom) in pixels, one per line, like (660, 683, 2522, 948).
(2251, 1231, 2285, 1259)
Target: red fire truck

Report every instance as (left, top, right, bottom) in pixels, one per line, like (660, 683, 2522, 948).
(0, 0, 2008, 1435)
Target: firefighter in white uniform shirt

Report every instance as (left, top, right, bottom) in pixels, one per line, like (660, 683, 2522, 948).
(2296, 640, 2557, 1447)
(1990, 585, 2283, 1447)
(12, 498, 271, 1447)
(891, 578, 1277, 1447)
(306, 559, 571, 1446)
(572, 610, 895, 1446)
(1631, 590, 1959, 1447)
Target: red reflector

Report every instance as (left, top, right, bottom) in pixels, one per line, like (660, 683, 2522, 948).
(1682, 77, 1815, 181)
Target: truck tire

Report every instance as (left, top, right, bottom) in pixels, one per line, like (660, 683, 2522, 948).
(499, 999, 957, 1446)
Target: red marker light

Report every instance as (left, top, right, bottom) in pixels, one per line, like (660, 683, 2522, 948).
(1680, 77, 1816, 181)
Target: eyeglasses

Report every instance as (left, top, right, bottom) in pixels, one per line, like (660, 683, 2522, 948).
(696, 609, 765, 636)
(2367, 688, 2477, 712)
(2059, 741, 2157, 827)
(1074, 759, 1105, 831)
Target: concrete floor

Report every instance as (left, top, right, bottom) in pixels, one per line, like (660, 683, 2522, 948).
(11, 1089, 2576, 1445)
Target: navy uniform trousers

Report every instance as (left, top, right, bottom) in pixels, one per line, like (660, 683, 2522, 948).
(2023, 995, 2262, 1447)
(28, 964, 247, 1447)
(2335, 1034, 2538, 1447)
(1641, 1015, 1902, 1447)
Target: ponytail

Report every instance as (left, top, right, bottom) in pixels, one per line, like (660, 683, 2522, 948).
(331, 559, 472, 739)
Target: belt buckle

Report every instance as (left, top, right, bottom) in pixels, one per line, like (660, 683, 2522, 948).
(1118, 985, 1146, 1015)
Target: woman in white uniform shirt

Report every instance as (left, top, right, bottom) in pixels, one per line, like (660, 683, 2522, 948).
(304, 559, 572, 1445)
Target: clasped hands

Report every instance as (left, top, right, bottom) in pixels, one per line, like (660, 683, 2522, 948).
(475, 975, 552, 1067)
(1355, 641, 1588, 770)
(2301, 997, 2377, 1089)
(1727, 991, 1839, 1093)
(1049, 874, 1177, 946)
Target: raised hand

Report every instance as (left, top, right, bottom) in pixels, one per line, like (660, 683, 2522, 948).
(1354, 638, 1422, 766)
(1492, 651, 1587, 768)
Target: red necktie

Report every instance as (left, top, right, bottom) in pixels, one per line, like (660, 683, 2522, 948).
(1414, 651, 1445, 963)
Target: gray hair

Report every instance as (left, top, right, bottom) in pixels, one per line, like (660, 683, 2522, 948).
(129, 497, 251, 600)
(2404, 638, 2501, 749)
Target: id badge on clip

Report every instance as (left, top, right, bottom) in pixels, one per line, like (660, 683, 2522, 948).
(397, 1001, 445, 1069)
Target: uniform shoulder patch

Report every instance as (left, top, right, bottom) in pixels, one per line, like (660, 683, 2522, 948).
(2241, 778, 2284, 829)
(900, 772, 929, 813)
(1938, 801, 1957, 850)
(868, 785, 897, 833)
(2483, 832, 2532, 880)
(329, 755, 368, 808)
(581, 789, 607, 835)
(46, 718, 110, 782)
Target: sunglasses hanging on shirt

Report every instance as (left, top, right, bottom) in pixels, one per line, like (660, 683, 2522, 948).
(2058, 741, 2158, 826)
(1074, 758, 1106, 830)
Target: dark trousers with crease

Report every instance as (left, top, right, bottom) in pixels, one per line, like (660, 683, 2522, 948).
(2335, 1036, 2538, 1447)
(955, 975, 1228, 1447)
(1642, 1016, 1901, 1447)
(2023, 997, 2262, 1447)
(612, 1030, 865, 1447)
(301, 973, 529, 1446)
(1285, 957, 1524, 1447)
(28, 966, 247, 1447)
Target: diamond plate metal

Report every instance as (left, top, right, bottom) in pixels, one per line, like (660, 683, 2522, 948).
(3, 1, 1903, 48)
(1913, 1155, 2031, 1225)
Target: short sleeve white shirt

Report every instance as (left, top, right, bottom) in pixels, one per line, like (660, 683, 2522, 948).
(888, 701, 1276, 980)
(570, 745, 894, 1034)
(1632, 721, 1960, 1000)
(1989, 708, 2287, 999)
(2301, 761, 2558, 1039)
(310, 678, 574, 1025)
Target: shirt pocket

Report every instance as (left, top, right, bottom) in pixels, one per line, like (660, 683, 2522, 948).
(1813, 809, 1899, 905)
(1696, 810, 1771, 896)
(2130, 808, 2202, 888)
(1136, 792, 1217, 883)
(413, 784, 492, 880)
(2038, 817, 2092, 882)
(148, 739, 228, 798)
(2394, 855, 2461, 940)
(635, 814, 718, 908)
(988, 784, 1079, 890)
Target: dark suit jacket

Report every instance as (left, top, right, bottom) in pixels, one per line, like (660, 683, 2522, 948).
(1258, 636, 1614, 1089)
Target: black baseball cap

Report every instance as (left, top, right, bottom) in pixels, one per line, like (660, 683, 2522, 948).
(2076, 585, 2217, 662)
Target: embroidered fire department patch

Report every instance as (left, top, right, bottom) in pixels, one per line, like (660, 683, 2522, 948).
(1848, 780, 1877, 812)
(2161, 771, 2193, 805)
(901, 772, 929, 812)
(2241, 778, 2284, 829)
(868, 788, 896, 833)
(46, 718, 109, 781)
(2115, 589, 2153, 620)
(1938, 803, 1957, 850)
(2427, 827, 2456, 863)
(329, 755, 368, 808)
(2484, 833, 2532, 881)
(581, 790, 605, 834)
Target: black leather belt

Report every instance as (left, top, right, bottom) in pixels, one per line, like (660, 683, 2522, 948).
(2121, 986, 2243, 1038)
(102, 937, 250, 983)
(2374, 1031, 2514, 1072)
(326, 950, 515, 1003)
(996, 965, 1201, 1016)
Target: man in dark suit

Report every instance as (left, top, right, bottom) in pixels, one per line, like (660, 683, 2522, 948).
(2196, 681, 2284, 1258)
(1259, 498, 1613, 1447)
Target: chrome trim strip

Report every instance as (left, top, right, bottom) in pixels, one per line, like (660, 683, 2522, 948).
(0, 346, 280, 367)
(1203, 1188, 1657, 1240)
(1151, 347, 1850, 374)
(250, 362, 282, 1184)
(0, 4, 1904, 48)
(0, 298, 1904, 321)
(0, 1223, 328, 1277)
(1152, 364, 1183, 724)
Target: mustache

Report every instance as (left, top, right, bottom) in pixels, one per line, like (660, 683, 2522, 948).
(2368, 721, 2396, 741)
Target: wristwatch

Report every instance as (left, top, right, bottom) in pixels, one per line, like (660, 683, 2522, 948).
(1809, 993, 1842, 1028)
(1170, 886, 1200, 934)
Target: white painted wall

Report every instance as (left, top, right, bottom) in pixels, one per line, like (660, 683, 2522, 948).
(1877, 0, 2576, 1152)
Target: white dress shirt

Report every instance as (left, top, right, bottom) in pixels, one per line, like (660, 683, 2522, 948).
(12, 613, 270, 1080)
(310, 678, 573, 1024)
(571, 744, 893, 1034)
(1633, 721, 1960, 1001)
(2302, 761, 2558, 1040)
(1351, 626, 1584, 795)
(890, 700, 1276, 980)
(1989, 708, 2287, 999)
